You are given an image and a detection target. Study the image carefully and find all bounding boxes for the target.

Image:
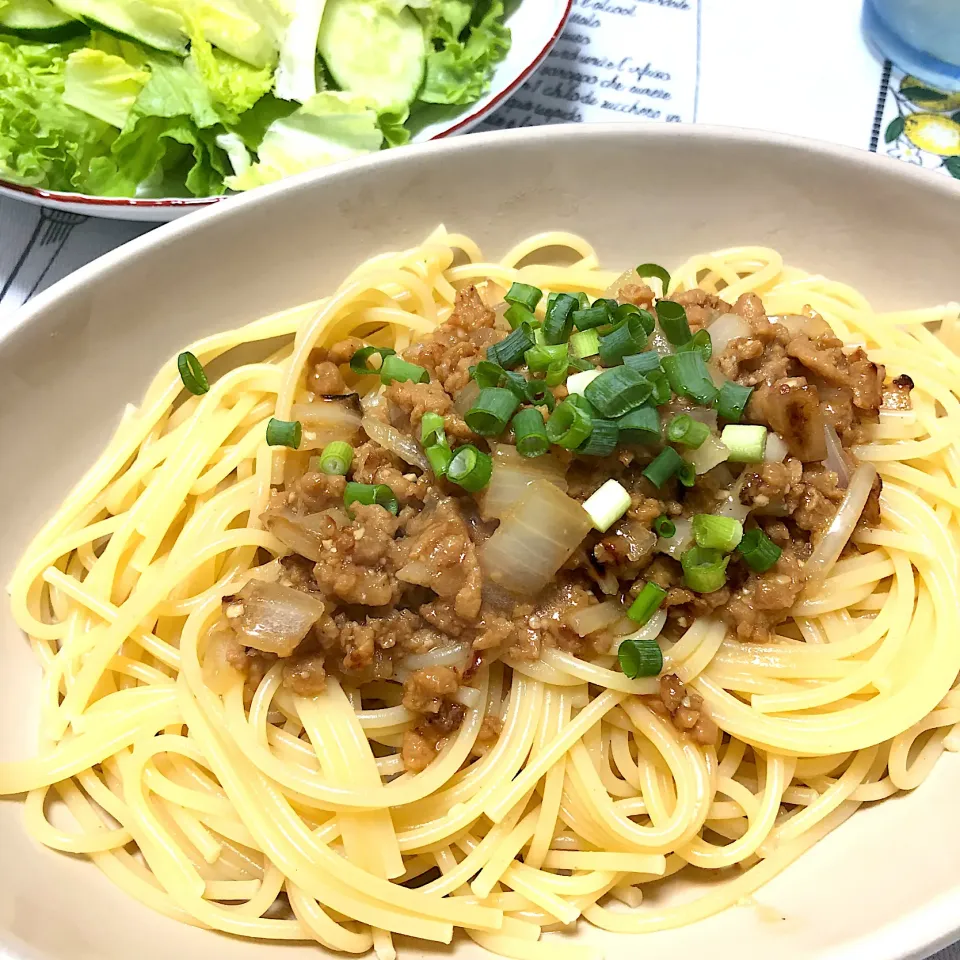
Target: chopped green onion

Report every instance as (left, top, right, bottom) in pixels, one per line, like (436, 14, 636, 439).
(599, 315, 648, 366)
(692, 514, 744, 552)
(504, 303, 536, 329)
(567, 368, 602, 396)
(716, 381, 754, 422)
(266, 418, 302, 449)
(421, 412, 446, 447)
(512, 408, 550, 458)
(656, 300, 692, 345)
(566, 393, 597, 416)
(678, 461, 697, 487)
(465, 387, 520, 436)
(623, 351, 662, 376)
(582, 478, 631, 532)
(533, 326, 547, 346)
(633, 307, 657, 335)
(661, 352, 718, 406)
(505, 282, 543, 312)
(350, 345, 396, 376)
(583, 367, 652, 417)
(569, 329, 601, 359)
(739, 528, 783, 572)
(447, 444, 493, 492)
(627, 581, 668, 625)
(525, 344, 567, 372)
(380, 354, 429, 385)
(488, 323, 536, 369)
(546, 398, 594, 449)
(567, 357, 595, 372)
(577, 418, 619, 457)
(721, 424, 767, 462)
(681, 546, 729, 593)
(344, 482, 399, 516)
(472, 361, 529, 403)
(617, 405, 660, 444)
(635, 263, 671, 293)
(177, 351, 209, 395)
(572, 302, 614, 331)
(653, 514, 676, 538)
(318, 440, 354, 475)
(618, 638, 663, 679)
(543, 293, 578, 344)
(525, 379, 556, 412)
(666, 414, 710, 449)
(426, 444, 453, 477)
(677, 328, 712, 361)
(648, 369, 672, 405)
(642, 446, 683, 488)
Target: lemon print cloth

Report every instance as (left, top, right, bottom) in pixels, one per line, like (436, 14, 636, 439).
(885, 75, 960, 177)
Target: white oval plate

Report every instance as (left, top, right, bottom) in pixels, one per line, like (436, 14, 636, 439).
(1, 125, 960, 960)
(0, 0, 570, 222)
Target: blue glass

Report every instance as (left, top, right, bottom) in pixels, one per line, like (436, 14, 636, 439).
(863, 0, 960, 91)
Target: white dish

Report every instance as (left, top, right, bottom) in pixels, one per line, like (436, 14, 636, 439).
(0, 0, 570, 222)
(1, 124, 960, 960)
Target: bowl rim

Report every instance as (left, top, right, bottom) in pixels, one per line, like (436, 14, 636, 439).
(3, 121, 960, 960)
(0, 0, 572, 211)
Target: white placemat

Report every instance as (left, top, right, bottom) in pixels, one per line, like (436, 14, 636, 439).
(0, 4, 959, 956)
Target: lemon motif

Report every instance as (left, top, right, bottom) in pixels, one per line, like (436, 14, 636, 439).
(899, 76, 960, 112)
(903, 113, 960, 156)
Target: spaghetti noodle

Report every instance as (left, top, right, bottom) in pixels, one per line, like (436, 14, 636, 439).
(3, 229, 960, 960)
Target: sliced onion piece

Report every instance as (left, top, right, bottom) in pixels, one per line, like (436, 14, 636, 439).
(293, 398, 362, 450)
(224, 580, 326, 656)
(262, 507, 332, 562)
(649, 326, 674, 359)
(776, 312, 833, 339)
(764, 432, 790, 463)
(706, 312, 749, 354)
(480, 479, 592, 595)
(682, 434, 730, 475)
(202, 627, 245, 695)
(361, 415, 430, 471)
(402, 639, 472, 671)
(454, 380, 481, 417)
(655, 516, 693, 557)
(823, 423, 851, 487)
(803, 463, 878, 587)
(481, 444, 568, 520)
(603, 267, 643, 299)
(609, 609, 667, 654)
(569, 599, 626, 637)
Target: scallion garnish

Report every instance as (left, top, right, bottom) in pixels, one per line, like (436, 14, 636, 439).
(421, 412, 452, 477)
(569, 329, 601, 359)
(716, 381, 754, 422)
(661, 352, 718, 406)
(677, 328, 712, 361)
(317, 440, 354, 475)
(635, 263, 671, 293)
(524, 379, 557, 412)
(505, 282, 543, 312)
(582, 478, 631, 532)
(653, 514, 676, 538)
(350, 345, 396, 376)
(599, 315, 648, 366)
(678, 461, 697, 487)
(721, 424, 767, 462)
(465, 387, 520, 436)
(572, 301, 614, 331)
(648, 369, 672, 405)
(546, 398, 594, 449)
(739, 528, 782, 572)
(617, 404, 660, 444)
(447, 444, 493, 492)
(692, 514, 744, 552)
(177, 351, 209, 395)
(666, 413, 710, 449)
(623, 351, 662, 376)
(512, 408, 550, 458)
(627, 581, 668, 625)
(543, 293, 579, 344)
(681, 545, 730, 593)
(642, 446, 683, 488)
(471, 361, 529, 403)
(583, 366, 652, 417)
(266, 418, 302, 449)
(656, 300, 692, 345)
(504, 303, 536, 330)
(525, 343, 569, 387)
(426, 444, 453, 477)
(618, 637, 664, 678)
(488, 322, 536, 369)
(578, 418, 619, 457)
(344, 482, 399, 516)
(380, 354, 429, 385)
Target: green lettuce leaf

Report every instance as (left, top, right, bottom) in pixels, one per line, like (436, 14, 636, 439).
(0, 35, 119, 192)
(274, 0, 327, 103)
(187, 22, 273, 117)
(419, 0, 510, 106)
(226, 90, 383, 191)
(63, 48, 150, 127)
(377, 105, 411, 148)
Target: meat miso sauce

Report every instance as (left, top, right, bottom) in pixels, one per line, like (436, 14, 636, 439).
(209, 272, 902, 772)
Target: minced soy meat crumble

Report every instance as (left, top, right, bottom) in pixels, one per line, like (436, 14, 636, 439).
(208, 268, 904, 771)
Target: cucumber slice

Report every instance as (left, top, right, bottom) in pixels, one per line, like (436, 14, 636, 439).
(0, 0, 85, 40)
(51, 0, 186, 53)
(317, 0, 426, 110)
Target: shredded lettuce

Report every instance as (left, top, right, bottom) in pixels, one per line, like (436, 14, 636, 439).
(63, 48, 150, 127)
(226, 90, 382, 191)
(187, 23, 273, 117)
(274, 0, 327, 102)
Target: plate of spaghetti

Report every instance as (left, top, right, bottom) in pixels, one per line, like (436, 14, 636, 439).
(1, 125, 959, 960)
